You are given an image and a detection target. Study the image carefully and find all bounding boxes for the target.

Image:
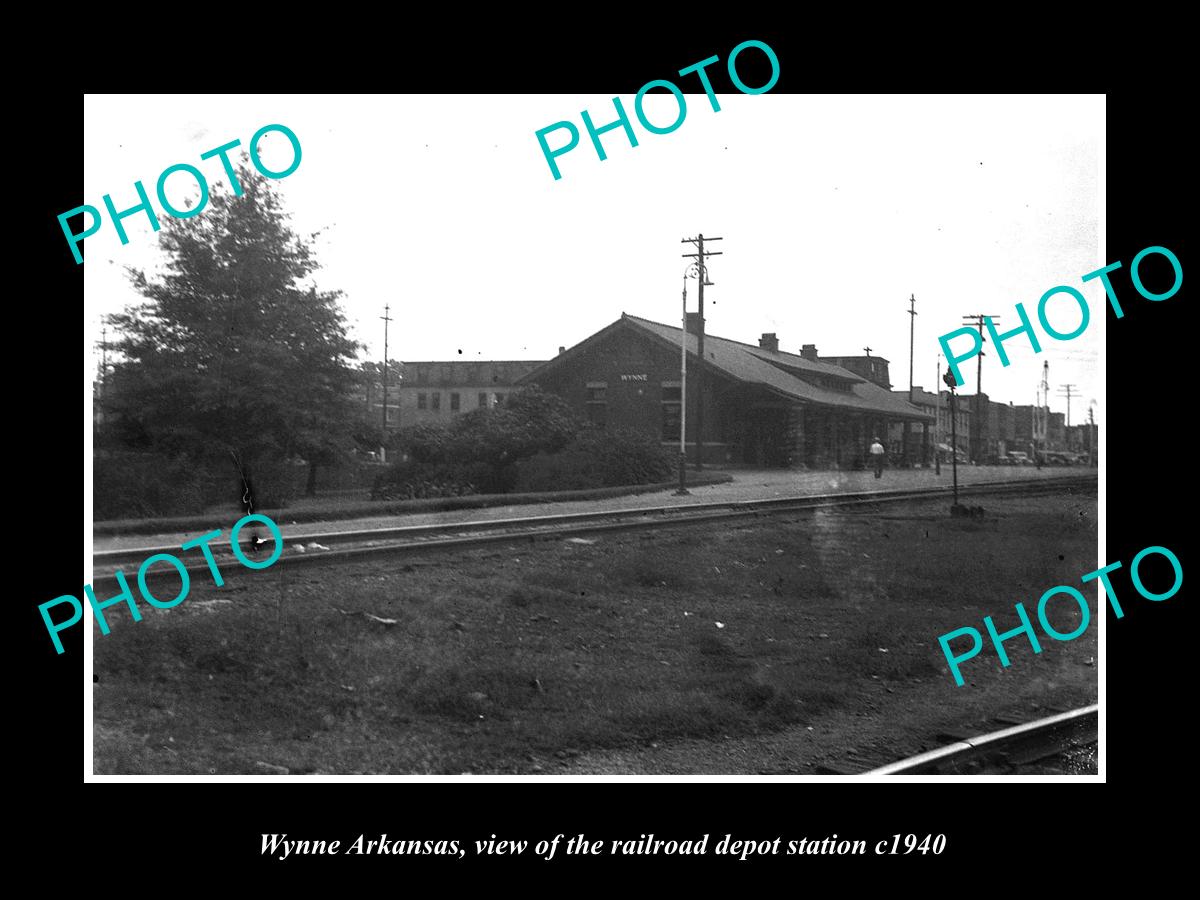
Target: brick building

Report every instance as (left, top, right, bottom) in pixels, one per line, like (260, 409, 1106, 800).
(398, 360, 545, 426)
(355, 361, 404, 428)
(888, 387, 971, 463)
(519, 313, 931, 469)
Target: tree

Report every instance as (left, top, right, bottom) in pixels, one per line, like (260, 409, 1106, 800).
(108, 163, 361, 507)
(354, 360, 404, 437)
(391, 386, 581, 485)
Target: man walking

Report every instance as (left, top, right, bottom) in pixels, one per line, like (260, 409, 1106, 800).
(869, 436, 886, 479)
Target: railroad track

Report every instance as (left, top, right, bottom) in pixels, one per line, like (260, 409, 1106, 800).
(860, 704, 1098, 776)
(92, 474, 1095, 586)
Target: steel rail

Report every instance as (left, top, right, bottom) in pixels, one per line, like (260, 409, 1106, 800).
(94, 475, 1095, 567)
(862, 704, 1098, 776)
(90, 475, 1095, 588)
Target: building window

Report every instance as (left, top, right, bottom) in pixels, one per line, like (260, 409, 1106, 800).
(662, 403, 681, 440)
(417, 393, 427, 410)
(386, 407, 397, 424)
(478, 392, 488, 408)
(661, 384, 681, 441)
(450, 392, 460, 411)
(431, 392, 441, 412)
(586, 382, 607, 427)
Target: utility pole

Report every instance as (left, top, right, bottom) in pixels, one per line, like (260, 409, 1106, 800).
(962, 313, 1001, 464)
(906, 294, 917, 467)
(682, 233, 722, 469)
(1056, 383, 1077, 456)
(380, 303, 393, 461)
(676, 270, 690, 495)
(1057, 384, 1078, 427)
(98, 325, 109, 402)
(94, 323, 110, 434)
(1088, 402, 1097, 467)
(934, 353, 941, 475)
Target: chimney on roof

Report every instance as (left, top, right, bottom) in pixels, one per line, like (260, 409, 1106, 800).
(558, 346, 565, 355)
(801, 343, 818, 361)
(759, 332, 779, 352)
(686, 312, 704, 336)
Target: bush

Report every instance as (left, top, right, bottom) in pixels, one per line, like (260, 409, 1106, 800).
(509, 448, 604, 492)
(94, 451, 210, 519)
(373, 389, 673, 500)
(514, 426, 675, 493)
(237, 458, 300, 511)
(377, 387, 582, 499)
(372, 460, 517, 500)
(94, 450, 300, 520)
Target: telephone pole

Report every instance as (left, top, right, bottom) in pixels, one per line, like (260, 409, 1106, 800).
(962, 313, 1001, 464)
(934, 353, 941, 475)
(682, 233, 722, 469)
(98, 324, 109, 401)
(380, 304, 393, 456)
(1057, 384, 1078, 426)
(905, 294, 917, 466)
(1088, 402, 1097, 467)
(94, 323, 111, 433)
(676, 269, 691, 495)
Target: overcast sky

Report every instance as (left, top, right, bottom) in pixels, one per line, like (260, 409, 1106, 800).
(83, 94, 1104, 424)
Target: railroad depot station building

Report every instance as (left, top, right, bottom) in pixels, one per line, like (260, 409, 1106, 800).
(518, 313, 933, 469)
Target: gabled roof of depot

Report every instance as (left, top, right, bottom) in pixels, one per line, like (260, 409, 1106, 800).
(521, 314, 933, 422)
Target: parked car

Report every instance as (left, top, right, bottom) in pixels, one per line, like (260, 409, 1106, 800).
(936, 444, 968, 465)
(1004, 451, 1033, 466)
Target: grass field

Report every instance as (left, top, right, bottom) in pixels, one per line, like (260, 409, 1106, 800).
(93, 489, 1098, 774)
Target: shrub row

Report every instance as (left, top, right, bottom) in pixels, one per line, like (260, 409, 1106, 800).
(94, 450, 379, 519)
(373, 388, 675, 500)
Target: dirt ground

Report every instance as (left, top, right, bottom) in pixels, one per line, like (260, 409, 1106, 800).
(93, 488, 1098, 775)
